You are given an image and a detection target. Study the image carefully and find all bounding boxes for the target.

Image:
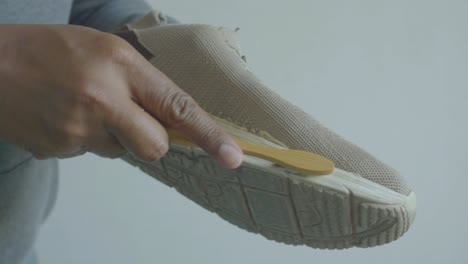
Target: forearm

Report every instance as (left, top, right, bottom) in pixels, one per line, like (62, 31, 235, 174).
(70, 0, 152, 32)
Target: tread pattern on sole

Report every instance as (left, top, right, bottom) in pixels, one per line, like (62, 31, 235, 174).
(123, 145, 412, 249)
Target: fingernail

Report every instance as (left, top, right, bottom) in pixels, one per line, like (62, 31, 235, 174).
(218, 143, 243, 169)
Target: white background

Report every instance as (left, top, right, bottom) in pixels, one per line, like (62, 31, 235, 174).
(38, 0, 468, 263)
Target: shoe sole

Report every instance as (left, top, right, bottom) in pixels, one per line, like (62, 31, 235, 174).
(123, 143, 416, 250)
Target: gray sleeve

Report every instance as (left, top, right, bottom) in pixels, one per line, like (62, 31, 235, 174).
(69, 0, 152, 32)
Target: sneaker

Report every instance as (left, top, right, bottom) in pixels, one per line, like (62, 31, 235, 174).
(116, 11, 416, 249)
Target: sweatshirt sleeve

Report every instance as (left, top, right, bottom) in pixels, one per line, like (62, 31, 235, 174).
(69, 0, 152, 32)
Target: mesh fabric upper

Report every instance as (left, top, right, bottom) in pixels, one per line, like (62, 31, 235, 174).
(131, 23, 411, 195)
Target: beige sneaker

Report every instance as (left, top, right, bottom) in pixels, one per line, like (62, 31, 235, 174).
(116, 11, 416, 249)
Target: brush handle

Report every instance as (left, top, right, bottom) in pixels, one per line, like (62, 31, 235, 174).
(167, 129, 334, 176)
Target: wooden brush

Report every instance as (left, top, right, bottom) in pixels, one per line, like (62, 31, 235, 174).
(168, 129, 334, 176)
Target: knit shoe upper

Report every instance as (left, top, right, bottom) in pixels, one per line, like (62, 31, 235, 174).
(116, 16, 411, 195)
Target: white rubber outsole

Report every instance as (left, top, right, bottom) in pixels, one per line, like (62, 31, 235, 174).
(123, 143, 416, 249)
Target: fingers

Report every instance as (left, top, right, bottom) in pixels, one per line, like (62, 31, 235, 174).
(128, 61, 243, 169)
(25, 145, 87, 160)
(88, 132, 126, 159)
(159, 92, 243, 169)
(106, 100, 169, 162)
(56, 146, 88, 159)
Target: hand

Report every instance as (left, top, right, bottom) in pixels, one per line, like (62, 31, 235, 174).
(0, 25, 243, 168)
